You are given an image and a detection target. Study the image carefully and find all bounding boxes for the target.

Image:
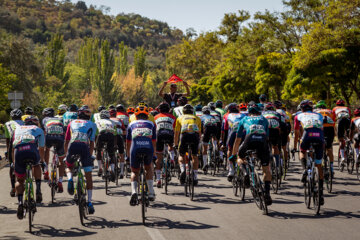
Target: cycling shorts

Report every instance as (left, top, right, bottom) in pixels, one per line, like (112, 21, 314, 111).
(216, 122, 221, 141)
(45, 135, 65, 157)
(14, 143, 40, 178)
(226, 131, 237, 150)
(116, 135, 124, 154)
(337, 117, 350, 139)
(202, 125, 217, 143)
(238, 134, 270, 166)
(96, 132, 115, 163)
(323, 127, 335, 149)
(269, 128, 281, 148)
(300, 128, 324, 160)
(65, 142, 93, 169)
(156, 132, 174, 153)
(130, 146, 153, 169)
(179, 132, 199, 156)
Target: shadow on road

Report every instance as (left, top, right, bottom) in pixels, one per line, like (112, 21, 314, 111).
(84, 216, 142, 229)
(0, 236, 24, 240)
(145, 216, 219, 230)
(31, 224, 96, 237)
(268, 208, 360, 220)
(151, 201, 210, 211)
(0, 206, 16, 215)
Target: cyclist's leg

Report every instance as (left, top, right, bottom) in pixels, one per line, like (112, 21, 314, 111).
(96, 134, 104, 175)
(354, 133, 360, 163)
(191, 134, 200, 182)
(8, 143, 16, 196)
(227, 131, 237, 177)
(178, 133, 188, 184)
(130, 149, 140, 203)
(324, 127, 335, 172)
(80, 143, 94, 212)
(338, 118, 347, 162)
(155, 134, 165, 185)
(269, 129, 280, 167)
(65, 142, 80, 195)
(144, 150, 155, 199)
(202, 127, 211, 169)
(117, 135, 125, 177)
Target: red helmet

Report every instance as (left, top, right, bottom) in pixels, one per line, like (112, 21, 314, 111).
(239, 103, 247, 110)
(127, 107, 135, 114)
(354, 108, 360, 117)
(336, 99, 345, 106)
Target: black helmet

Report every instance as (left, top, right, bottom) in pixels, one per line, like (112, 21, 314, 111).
(202, 106, 211, 115)
(227, 103, 239, 113)
(98, 105, 106, 112)
(24, 107, 34, 115)
(248, 101, 261, 114)
(158, 102, 170, 113)
(178, 96, 188, 106)
(108, 105, 115, 110)
(215, 100, 223, 108)
(24, 115, 39, 126)
(208, 102, 215, 110)
(42, 107, 55, 117)
(259, 94, 267, 102)
(274, 100, 282, 109)
(100, 110, 110, 119)
(182, 104, 194, 114)
(300, 100, 313, 112)
(69, 104, 78, 112)
(116, 104, 125, 112)
(194, 104, 203, 112)
(150, 110, 159, 117)
(10, 108, 23, 120)
(78, 106, 91, 120)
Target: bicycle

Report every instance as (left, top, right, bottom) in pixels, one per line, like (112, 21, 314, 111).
(161, 142, 172, 195)
(101, 143, 111, 195)
(23, 159, 37, 233)
(245, 150, 268, 215)
(356, 153, 360, 182)
(323, 148, 333, 193)
(72, 155, 88, 226)
(208, 135, 220, 176)
(49, 146, 59, 204)
(303, 143, 322, 215)
(136, 153, 150, 225)
(269, 144, 281, 194)
(184, 144, 195, 201)
(232, 161, 246, 201)
(338, 138, 354, 174)
(114, 149, 120, 186)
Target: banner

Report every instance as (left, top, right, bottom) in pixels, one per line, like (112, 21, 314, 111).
(167, 74, 183, 84)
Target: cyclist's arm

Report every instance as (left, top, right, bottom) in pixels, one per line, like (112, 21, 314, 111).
(182, 81, 190, 97)
(158, 81, 167, 98)
(89, 141, 94, 156)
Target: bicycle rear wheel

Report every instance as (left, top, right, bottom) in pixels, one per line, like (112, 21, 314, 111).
(164, 155, 169, 195)
(312, 167, 321, 215)
(140, 171, 146, 225)
(338, 150, 344, 172)
(27, 183, 33, 233)
(271, 160, 279, 194)
(78, 179, 85, 226)
(239, 170, 246, 201)
(257, 175, 268, 215)
(347, 148, 355, 174)
(304, 176, 311, 209)
(189, 170, 194, 201)
(115, 157, 119, 186)
(232, 171, 239, 196)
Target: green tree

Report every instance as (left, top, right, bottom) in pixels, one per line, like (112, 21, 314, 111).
(115, 41, 130, 76)
(219, 10, 250, 42)
(46, 34, 69, 82)
(134, 46, 147, 78)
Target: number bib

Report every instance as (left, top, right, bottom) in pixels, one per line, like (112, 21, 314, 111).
(71, 132, 89, 143)
(46, 124, 64, 135)
(181, 124, 199, 133)
(132, 128, 153, 139)
(337, 112, 350, 119)
(249, 124, 266, 135)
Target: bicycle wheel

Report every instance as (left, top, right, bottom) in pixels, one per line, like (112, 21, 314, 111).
(338, 150, 344, 172)
(51, 169, 56, 204)
(164, 156, 169, 195)
(257, 174, 268, 215)
(347, 148, 355, 174)
(356, 156, 360, 181)
(312, 167, 321, 215)
(232, 172, 238, 196)
(189, 170, 194, 201)
(250, 172, 261, 210)
(27, 183, 33, 233)
(115, 157, 119, 186)
(140, 170, 146, 225)
(304, 175, 311, 209)
(283, 158, 288, 180)
(271, 160, 279, 194)
(78, 179, 85, 226)
(239, 169, 246, 201)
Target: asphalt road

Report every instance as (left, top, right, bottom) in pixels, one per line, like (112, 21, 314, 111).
(0, 141, 360, 240)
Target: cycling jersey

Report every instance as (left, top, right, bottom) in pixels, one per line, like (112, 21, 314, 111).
(294, 112, 323, 131)
(110, 117, 125, 136)
(210, 110, 222, 124)
(215, 108, 226, 117)
(175, 114, 202, 134)
(92, 113, 101, 124)
(200, 114, 218, 128)
(314, 109, 335, 128)
(95, 119, 117, 136)
(262, 110, 282, 129)
(5, 120, 24, 139)
(195, 111, 203, 118)
(223, 112, 247, 148)
(42, 117, 64, 136)
(332, 106, 351, 120)
(200, 114, 218, 143)
(173, 106, 184, 119)
(65, 119, 96, 144)
(237, 115, 269, 138)
(154, 113, 176, 134)
(63, 112, 78, 128)
(116, 112, 129, 128)
(13, 125, 45, 148)
(129, 113, 155, 124)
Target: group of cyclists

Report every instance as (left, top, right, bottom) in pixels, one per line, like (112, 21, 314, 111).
(3, 80, 360, 222)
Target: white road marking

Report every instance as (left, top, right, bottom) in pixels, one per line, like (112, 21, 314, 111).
(145, 226, 166, 240)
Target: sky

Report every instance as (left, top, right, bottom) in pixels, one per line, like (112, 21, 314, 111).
(71, 0, 285, 33)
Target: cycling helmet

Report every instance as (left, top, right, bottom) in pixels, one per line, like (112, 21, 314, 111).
(81, 105, 89, 109)
(183, 104, 194, 114)
(116, 104, 125, 112)
(354, 107, 360, 117)
(158, 102, 170, 113)
(208, 102, 215, 110)
(297, 104, 301, 112)
(69, 104, 78, 112)
(42, 107, 55, 117)
(149, 107, 154, 112)
(78, 106, 91, 120)
(127, 107, 135, 114)
(100, 110, 110, 119)
(25, 107, 34, 115)
(228, 103, 239, 113)
(259, 94, 267, 102)
(108, 105, 115, 110)
(98, 105, 106, 112)
(135, 106, 149, 116)
(194, 104, 203, 112)
(202, 106, 211, 115)
(178, 97, 188, 106)
(109, 109, 116, 117)
(138, 101, 148, 107)
(10, 108, 22, 120)
(274, 100, 283, 109)
(24, 115, 39, 126)
(150, 110, 159, 117)
(336, 99, 345, 106)
(264, 102, 275, 111)
(315, 100, 327, 109)
(58, 104, 67, 115)
(238, 103, 247, 110)
(215, 100, 223, 108)
(248, 101, 261, 114)
(300, 100, 313, 112)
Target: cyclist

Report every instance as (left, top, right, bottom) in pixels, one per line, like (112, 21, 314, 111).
(65, 106, 97, 214)
(115, 104, 130, 141)
(55, 104, 67, 119)
(13, 116, 45, 219)
(314, 100, 336, 175)
(110, 109, 126, 178)
(95, 110, 118, 180)
(108, 105, 115, 111)
(129, 102, 155, 123)
(21, 107, 36, 122)
(174, 104, 202, 186)
(4, 109, 24, 197)
(223, 103, 247, 180)
(332, 99, 352, 166)
(173, 96, 188, 118)
(293, 100, 324, 205)
(200, 106, 218, 172)
(127, 105, 157, 205)
(158, 81, 190, 108)
(150, 108, 159, 117)
(262, 102, 283, 171)
(62, 104, 78, 131)
(350, 108, 360, 165)
(230, 102, 272, 205)
(93, 105, 106, 124)
(274, 100, 291, 168)
(215, 100, 226, 117)
(208, 102, 222, 141)
(258, 94, 267, 111)
(127, 107, 135, 116)
(41, 108, 66, 192)
(194, 104, 203, 118)
(154, 102, 176, 187)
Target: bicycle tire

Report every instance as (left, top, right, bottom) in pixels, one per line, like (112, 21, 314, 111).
(232, 172, 238, 196)
(239, 169, 246, 201)
(313, 167, 321, 215)
(283, 159, 288, 180)
(304, 176, 311, 209)
(257, 174, 268, 215)
(251, 171, 261, 210)
(51, 169, 56, 204)
(28, 182, 33, 233)
(115, 157, 119, 186)
(338, 150, 344, 172)
(271, 159, 279, 194)
(164, 153, 169, 195)
(347, 148, 354, 174)
(78, 179, 85, 226)
(140, 170, 146, 225)
(190, 170, 194, 201)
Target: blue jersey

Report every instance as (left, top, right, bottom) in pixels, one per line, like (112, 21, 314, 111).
(237, 115, 269, 138)
(65, 119, 97, 144)
(63, 111, 78, 127)
(227, 112, 247, 132)
(13, 125, 45, 148)
(127, 120, 156, 150)
(200, 114, 217, 128)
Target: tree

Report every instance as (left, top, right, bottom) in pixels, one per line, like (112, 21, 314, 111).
(46, 34, 69, 82)
(0, 64, 17, 110)
(115, 41, 130, 76)
(134, 46, 147, 78)
(219, 10, 250, 42)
